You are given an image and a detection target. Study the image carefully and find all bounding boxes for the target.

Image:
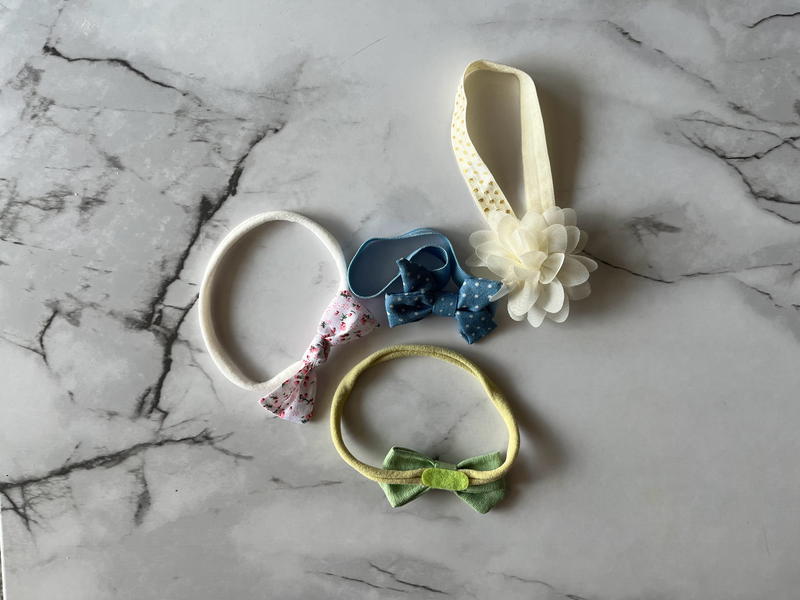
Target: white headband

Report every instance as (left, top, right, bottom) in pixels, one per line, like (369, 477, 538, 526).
(452, 60, 598, 327)
(198, 210, 378, 423)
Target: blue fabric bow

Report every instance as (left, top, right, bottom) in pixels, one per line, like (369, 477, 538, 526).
(347, 229, 502, 344)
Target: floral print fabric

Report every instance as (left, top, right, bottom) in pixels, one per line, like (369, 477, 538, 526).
(259, 290, 378, 423)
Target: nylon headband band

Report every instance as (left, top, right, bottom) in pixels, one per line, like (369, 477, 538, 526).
(452, 59, 555, 217)
(347, 228, 475, 300)
(198, 210, 348, 394)
(330, 344, 519, 486)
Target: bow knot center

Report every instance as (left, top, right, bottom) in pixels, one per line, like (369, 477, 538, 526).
(421, 467, 469, 491)
(302, 334, 331, 367)
(431, 291, 459, 317)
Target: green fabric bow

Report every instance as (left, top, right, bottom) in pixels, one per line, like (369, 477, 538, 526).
(379, 447, 506, 514)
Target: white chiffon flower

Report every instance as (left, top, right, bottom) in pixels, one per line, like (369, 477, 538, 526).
(466, 207, 597, 327)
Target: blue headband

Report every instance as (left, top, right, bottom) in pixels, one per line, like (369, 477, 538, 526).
(347, 229, 502, 344)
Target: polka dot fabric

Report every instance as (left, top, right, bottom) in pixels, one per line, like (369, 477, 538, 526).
(451, 79, 514, 217)
(348, 228, 505, 344)
(451, 59, 558, 218)
(385, 259, 501, 344)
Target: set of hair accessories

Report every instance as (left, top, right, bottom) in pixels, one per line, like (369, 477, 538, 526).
(198, 61, 596, 513)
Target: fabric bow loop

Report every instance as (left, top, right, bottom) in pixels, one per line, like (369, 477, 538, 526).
(260, 291, 378, 424)
(379, 447, 506, 514)
(385, 259, 501, 344)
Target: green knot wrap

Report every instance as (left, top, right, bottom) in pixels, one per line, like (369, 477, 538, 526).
(379, 447, 506, 514)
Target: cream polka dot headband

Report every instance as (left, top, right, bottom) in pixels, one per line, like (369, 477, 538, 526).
(452, 60, 598, 327)
(198, 211, 378, 423)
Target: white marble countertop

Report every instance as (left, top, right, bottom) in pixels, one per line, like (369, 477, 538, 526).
(2, 1, 800, 599)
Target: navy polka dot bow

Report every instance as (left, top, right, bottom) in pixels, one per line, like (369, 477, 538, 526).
(386, 258, 500, 343)
(347, 228, 503, 344)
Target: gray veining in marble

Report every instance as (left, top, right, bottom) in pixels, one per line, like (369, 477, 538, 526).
(2, 1, 800, 599)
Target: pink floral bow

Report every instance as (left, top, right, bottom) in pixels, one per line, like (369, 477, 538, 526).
(259, 290, 378, 423)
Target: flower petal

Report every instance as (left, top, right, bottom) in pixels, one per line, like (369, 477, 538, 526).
(558, 256, 590, 287)
(565, 226, 581, 253)
(487, 210, 508, 230)
(566, 281, 591, 300)
(508, 305, 528, 321)
(508, 280, 540, 316)
(537, 279, 565, 313)
(561, 208, 577, 227)
(469, 230, 496, 248)
(574, 230, 588, 253)
(465, 253, 485, 268)
(495, 213, 518, 241)
(486, 254, 516, 279)
(514, 264, 537, 280)
(540, 252, 565, 284)
(573, 254, 598, 272)
(520, 211, 546, 232)
(548, 296, 570, 323)
(475, 241, 510, 262)
(526, 304, 547, 327)
(545, 224, 568, 253)
(515, 228, 540, 254)
(519, 250, 546, 269)
(543, 206, 564, 226)
(508, 229, 529, 256)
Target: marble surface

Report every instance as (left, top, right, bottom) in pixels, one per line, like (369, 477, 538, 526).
(2, 1, 800, 598)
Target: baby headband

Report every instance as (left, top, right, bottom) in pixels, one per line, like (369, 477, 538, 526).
(198, 211, 378, 424)
(452, 60, 598, 327)
(330, 344, 519, 513)
(347, 229, 502, 344)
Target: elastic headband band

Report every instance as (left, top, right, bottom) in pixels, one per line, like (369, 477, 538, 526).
(347, 229, 502, 344)
(198, 210, 378, 423)
(330, 345, 519, 512)
(451, 60, 597, 327)
(348, 228, 475, 299)
(453, 60, 555, 216)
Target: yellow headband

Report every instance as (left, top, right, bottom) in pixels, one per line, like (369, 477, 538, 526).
(330, 344, 519, 487)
